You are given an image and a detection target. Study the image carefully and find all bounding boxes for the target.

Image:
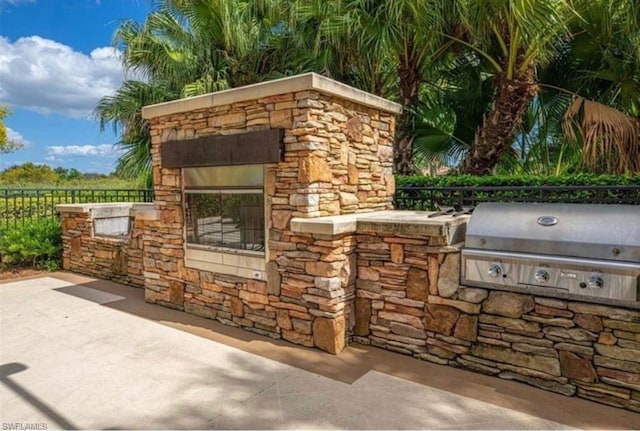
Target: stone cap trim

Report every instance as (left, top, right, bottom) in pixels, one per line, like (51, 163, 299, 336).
(291, 210, 470, 245)
(141, 73, 403, 119)
(56, 202, 140, 214)
(56, 202, 157, 220)
(291, 214, 359, 236)
(92, 205, 131, 219)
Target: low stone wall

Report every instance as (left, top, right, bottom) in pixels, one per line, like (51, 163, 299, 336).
(58, 203, 148, 288)
(59, 205, 640, 412)
(175, 230, 356, 354)
(123, 205, 355, 354)
(182, 267, 286, 341)
(351, 218, 640, 413)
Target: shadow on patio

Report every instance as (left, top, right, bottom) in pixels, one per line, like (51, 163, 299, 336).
(6, 271, 637, 429)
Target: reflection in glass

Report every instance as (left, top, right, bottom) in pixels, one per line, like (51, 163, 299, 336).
(186, 191, 264, 252)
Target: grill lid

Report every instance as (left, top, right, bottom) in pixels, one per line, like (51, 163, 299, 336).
(465, 202, 640, 262)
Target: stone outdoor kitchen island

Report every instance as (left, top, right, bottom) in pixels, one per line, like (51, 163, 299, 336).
(138, 73, 400, 354)
(58, 73, 640, 413)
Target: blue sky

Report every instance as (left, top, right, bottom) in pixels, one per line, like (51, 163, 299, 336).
(0, 0, 151, 174)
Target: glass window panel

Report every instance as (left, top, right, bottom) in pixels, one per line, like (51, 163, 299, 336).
(186, 192, 264, 252)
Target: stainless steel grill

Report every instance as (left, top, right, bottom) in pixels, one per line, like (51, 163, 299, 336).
(461, 203, 640, 308)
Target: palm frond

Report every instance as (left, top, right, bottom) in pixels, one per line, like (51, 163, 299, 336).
(116, 135, 153, 181)
(563, 97, 640, 174)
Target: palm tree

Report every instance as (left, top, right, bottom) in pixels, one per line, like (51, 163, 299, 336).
(96, 81, 174, 182)
(275, 0, 395, 95)
(96, 0, 288, 181)
(412, 53, 493, 173)
(549, 0, 640, 174)
(440, 0, 575, 175)
(418, 0, 640, 176)
(284, 0, 448, 174)
(339, 0, 449, 175)
(100, 0, 640, 179)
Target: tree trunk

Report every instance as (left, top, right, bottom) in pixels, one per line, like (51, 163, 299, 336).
(463, 62, 538, 175)
(394, 46, 420, 175)
(395, 131, 415, 175)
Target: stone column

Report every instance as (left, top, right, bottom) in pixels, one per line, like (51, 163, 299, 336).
(140, 73, 402, 354)
(260, 82, 398, 353)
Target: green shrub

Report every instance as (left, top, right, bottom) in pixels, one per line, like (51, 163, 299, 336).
(0, 218, 62, 268)
(395, 173, 640, 188)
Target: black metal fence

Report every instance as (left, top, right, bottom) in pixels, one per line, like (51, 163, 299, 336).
(394, 185, 640, 210)
(1, 188, 154, 229)
(2, 185, 638, 229)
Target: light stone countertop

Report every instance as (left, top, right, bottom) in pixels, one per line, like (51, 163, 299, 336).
(291, 210, 470, 245)
(56, 202, 155, 218)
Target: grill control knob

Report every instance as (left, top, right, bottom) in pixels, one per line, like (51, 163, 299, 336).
(588, 275, 604, 288)
(488, 264, 502, 278)
(534, 270, 550, 283)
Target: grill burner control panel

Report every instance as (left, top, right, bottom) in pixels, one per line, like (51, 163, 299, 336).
(462, 249, 640, 305)
(462, 202, 640, 307)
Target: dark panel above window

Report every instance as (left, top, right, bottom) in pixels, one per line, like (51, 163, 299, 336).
(161, 129, 284, 168)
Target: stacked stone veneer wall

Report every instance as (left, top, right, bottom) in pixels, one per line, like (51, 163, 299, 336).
(273, 229, 358, 351)
(353, 223, 640, 413)
(59, 205, 640, 411)
(59, 204, 145, 288)
(139, 79, 397, 353)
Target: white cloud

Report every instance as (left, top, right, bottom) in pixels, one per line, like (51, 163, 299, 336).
(46, 144, 118, 157)
(0, 36, 126, 118)
(6, 127, 30, 146)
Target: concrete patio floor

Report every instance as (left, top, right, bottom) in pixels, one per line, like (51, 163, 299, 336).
(1, 273, 639, 430)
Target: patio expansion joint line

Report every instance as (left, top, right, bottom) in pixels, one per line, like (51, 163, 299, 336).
(207, 376, 285, 425)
